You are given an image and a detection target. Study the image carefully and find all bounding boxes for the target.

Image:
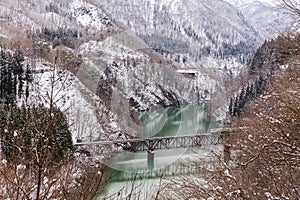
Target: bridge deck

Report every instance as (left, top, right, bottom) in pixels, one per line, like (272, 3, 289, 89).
(75, 133, 227, 152)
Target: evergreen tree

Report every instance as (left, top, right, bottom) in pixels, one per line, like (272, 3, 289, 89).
(0, 105, 73, 164)
(249, 83, 255, 99)
(13, 48, 25, 98)
(239, 87, 246, 109)
(233, 96, 239, 116)
(245, 84, 251, 100)
(0, 48, 31, 104)
(25, 64, 32, 100)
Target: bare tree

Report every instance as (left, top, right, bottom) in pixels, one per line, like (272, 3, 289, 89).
(159, 52, 300, 199)
(277, 0, 300, 19)
(0, 56, 115, 199)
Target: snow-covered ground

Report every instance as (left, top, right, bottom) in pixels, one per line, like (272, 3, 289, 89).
(28, 62, 122, 143)
(78, 33, 224, 112)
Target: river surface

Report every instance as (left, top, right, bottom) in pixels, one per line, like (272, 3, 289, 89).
(100, 103, 222, 199)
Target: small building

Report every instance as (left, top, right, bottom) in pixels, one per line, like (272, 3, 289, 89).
(176, 69, 199, 78)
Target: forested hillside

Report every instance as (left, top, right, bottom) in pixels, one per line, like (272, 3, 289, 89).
(161, 31, 300, 200)
(0, 48, 31, 104)
(0, 0, 298, 199)
(228, 32, 300, 116)
(100, 0, 262, 78)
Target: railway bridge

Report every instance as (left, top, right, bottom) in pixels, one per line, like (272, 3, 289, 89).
(75, 132, 230, 169)
(75, 133, 225, 152)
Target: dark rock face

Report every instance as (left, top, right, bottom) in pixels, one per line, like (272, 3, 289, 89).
(129, 97, 140, 110)
(103, 59, 185, 111)
(129, 83, 181, 111)
(156, 84, 180, 108)
(96, 78, 113, 110)
(129, 99, 142, 127)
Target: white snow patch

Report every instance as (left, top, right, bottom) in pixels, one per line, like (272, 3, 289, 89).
(1, 159, 7, 166)
(224, 169, 234, 179)
(69, 0, 113, 31)
(28, 62, 121, 143)
(13, 131, 18, 137)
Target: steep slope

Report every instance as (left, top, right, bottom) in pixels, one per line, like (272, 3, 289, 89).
(0, 0, 129, 142)
(225, 0, 293, 39)
(99, 0, 262, 77)
(0, 0, 224, 141)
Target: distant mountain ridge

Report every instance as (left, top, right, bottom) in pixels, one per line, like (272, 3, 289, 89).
(0, 0, 295, 142)
(100, 0, 262, 78)
(0, 0, 226, 140)
(224, 0, 293, 39)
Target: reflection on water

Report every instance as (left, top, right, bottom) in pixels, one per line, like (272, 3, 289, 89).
(105, 103, 220, 172)
(139, 103, 213, 138)
(101, 103, 222, 198)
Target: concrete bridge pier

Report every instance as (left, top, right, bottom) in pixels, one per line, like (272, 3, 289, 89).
(147, 150, 154, 169)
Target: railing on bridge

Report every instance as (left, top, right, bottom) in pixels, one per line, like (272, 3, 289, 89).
(127, 134, 222, 152)
(75, 133, 225, 153)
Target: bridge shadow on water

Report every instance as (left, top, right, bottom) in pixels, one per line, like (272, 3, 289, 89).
(104, 158, 219, 183)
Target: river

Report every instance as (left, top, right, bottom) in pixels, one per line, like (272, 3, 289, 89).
(100, 103, 222, 199)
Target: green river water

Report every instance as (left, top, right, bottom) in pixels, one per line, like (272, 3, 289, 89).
(100, 103, 222, 198)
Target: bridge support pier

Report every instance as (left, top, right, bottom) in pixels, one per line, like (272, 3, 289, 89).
(147, 150, 154, 169)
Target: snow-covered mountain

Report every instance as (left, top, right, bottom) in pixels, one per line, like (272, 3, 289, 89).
(100, 0, 262, 78)
(0, 0, 129, 142)
(0, 0, 295, 143)
(225, 0, 293, 39)
(0, 0, 225, 142)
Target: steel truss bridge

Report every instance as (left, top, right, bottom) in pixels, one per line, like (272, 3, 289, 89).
(75, 133, 227, 152)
